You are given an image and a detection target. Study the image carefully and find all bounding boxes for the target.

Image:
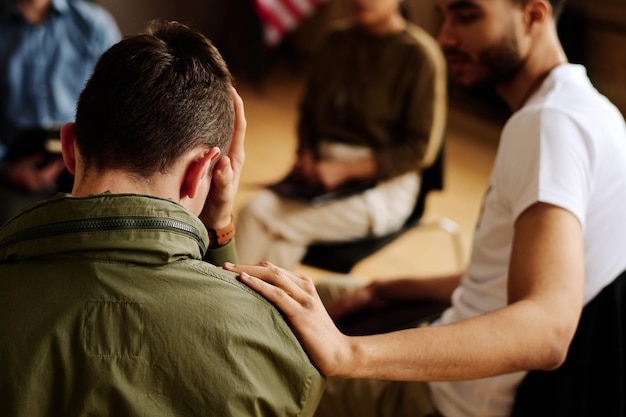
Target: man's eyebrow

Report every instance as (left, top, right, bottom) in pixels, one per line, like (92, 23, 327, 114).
(446, 0, 482, 12)
(434, 0, 483, 23)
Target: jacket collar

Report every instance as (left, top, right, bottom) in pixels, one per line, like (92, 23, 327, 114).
(0, 193, 209, 264)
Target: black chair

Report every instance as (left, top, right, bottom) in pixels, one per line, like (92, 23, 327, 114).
(300, 143, 463, 274)
(511, 269, 626, 417)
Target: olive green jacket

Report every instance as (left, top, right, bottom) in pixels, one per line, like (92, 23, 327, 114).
(0, 193, 325, 417)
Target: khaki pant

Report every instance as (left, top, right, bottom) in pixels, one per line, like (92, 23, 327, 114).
(314, 276, 442, 417)
(235, 142, 419, 269)
(315, 376, 440, 417)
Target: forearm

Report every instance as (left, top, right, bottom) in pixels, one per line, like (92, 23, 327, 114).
(341, 158, 377, 181)
(315, 158, 378, 190)
(234, 261, 577, 382)
(370, 273, 462, 304)
(343, 205, 582, 382)
(341, 299, 570, 381)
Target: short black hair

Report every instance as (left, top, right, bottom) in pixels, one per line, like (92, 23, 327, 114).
(75, 20, 234, 176)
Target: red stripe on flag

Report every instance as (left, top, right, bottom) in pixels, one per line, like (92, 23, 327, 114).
(253, 0, 289, 37)
(253, 0, 327, 46)
(278, 0, 306, 21)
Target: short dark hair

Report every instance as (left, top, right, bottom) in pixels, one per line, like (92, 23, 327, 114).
(75, 20, 234, 176)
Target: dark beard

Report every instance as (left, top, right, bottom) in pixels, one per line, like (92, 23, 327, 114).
(445, 26, 525, 91)
(445, 28, 523, 115)
(479, 33, 525, 85)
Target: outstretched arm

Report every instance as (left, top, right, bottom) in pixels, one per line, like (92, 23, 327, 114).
(325, 273, 462, 320)
(226, 202, 584, 381)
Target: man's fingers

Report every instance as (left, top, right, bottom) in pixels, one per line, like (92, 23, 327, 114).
(228, 261, 353, 377)
(238, 271, 303, 312)
(225, 262, 312, 301)
(231, 88, 246, 139)
(229, 87, 246, 168)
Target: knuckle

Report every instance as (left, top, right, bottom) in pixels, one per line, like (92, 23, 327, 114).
(300, 275, 316, 291)
(258, 260, 274, 268)
(300, 293, 316, 310)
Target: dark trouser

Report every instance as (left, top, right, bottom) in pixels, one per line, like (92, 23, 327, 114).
(314, 276, 445, 417)
(314, 376, 441, 417)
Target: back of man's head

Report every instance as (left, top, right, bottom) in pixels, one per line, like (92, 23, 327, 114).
(74, 20, 234, 177)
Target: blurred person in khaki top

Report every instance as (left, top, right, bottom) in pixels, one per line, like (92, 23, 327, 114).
(236, 0, 447, 269)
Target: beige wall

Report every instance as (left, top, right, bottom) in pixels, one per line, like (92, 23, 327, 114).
(98, 0, 263, 78)
(99, 0, 214, 35)
(568, 0, 626, 114)
(98, 0, 626, 115)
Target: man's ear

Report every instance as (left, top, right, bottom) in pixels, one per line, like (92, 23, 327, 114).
(524, 0, 550, 28)
(180, 147, 221, 200)
(60, 122, 77, 175)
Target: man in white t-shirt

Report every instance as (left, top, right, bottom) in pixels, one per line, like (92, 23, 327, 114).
(226, 0, 626, 416)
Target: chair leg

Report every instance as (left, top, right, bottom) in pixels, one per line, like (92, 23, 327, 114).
(418, 218, 464, 270)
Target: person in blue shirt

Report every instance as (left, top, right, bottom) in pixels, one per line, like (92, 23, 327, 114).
(0, 0, 120, 224)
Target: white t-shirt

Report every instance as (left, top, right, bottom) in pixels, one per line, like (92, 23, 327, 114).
(429, 64, 626, 417)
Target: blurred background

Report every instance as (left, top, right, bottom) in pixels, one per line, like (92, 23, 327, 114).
(98, 0, 626, 280)
(98, 0, 626, 114)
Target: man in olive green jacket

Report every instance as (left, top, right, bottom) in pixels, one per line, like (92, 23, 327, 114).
(0, 20, 324, 417)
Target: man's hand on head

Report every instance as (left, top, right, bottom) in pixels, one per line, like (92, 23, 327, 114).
(199, 87, 246, 230)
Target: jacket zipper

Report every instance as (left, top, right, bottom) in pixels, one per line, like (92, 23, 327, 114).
(0, 217, 207, 257)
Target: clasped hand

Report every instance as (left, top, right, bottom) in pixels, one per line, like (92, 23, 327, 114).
(6, 153, 66, 192)
(292, 150, 361, 191)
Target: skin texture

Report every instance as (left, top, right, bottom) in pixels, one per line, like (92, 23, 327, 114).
(18, 0, 53, 24)
(61, 88, 246, 230)
(227, 0, 583, 383)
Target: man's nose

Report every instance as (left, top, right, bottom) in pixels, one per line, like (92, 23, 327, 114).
(437, 19, 458, 49)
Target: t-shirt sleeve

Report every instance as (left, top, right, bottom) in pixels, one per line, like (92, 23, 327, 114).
(496, 107, 592, 229)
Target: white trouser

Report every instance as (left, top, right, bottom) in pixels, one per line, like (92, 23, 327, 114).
(236, 142, 419, 269)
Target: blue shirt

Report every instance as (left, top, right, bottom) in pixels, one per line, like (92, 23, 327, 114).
(0, 0, 120, 159)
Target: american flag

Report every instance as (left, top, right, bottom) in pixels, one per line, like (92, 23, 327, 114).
(253, 0, 328, 47)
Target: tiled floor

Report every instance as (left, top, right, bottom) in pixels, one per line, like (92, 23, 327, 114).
(234, 65, 504, 282)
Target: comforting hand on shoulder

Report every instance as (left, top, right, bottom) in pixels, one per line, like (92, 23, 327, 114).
(226, 261, 354, 377)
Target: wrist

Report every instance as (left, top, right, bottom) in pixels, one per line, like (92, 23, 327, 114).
(366, 281, 390, 308)
(206, 214, 236, 248)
